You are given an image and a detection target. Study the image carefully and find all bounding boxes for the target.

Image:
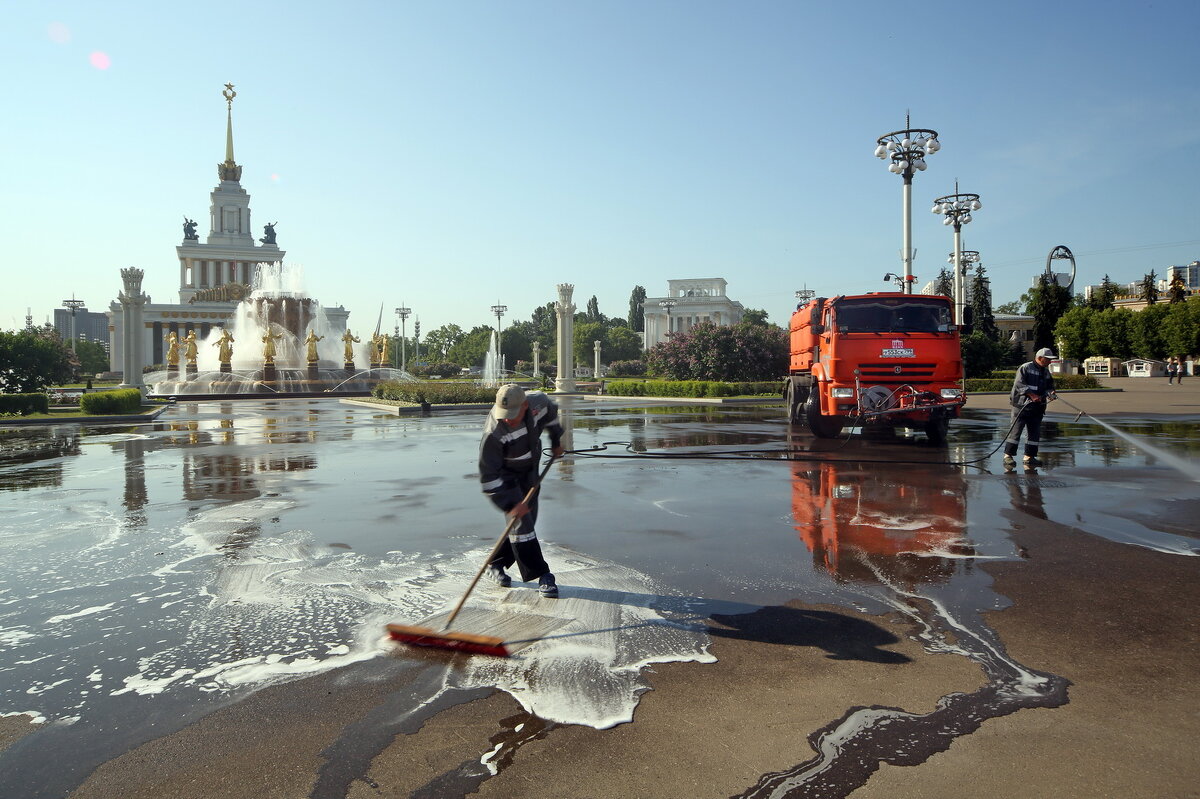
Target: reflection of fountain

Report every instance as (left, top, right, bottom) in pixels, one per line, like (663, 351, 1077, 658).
(482, 330, 501, 388)
(149, 263, 417, 396)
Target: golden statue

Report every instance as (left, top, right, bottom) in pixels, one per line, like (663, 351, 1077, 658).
(164, 332, 180, 367)
(304, 330, 324, 362)
(261, 330, 283, 364)
(183, 330, 199, 365)
(342, 329, 360, 363)
(213, 328, 235, 364)
(373, 333, 389, 364)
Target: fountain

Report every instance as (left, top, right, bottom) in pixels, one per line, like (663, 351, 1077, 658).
(148, 263, 417, 397)
(481, 330, 501, 388)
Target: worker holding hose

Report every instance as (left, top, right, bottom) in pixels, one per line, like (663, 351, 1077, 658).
(479, 384, 565, 597)
(1003, 347, 1058, 468)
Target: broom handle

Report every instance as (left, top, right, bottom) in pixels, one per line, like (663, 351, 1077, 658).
(443, 456, 558, 630)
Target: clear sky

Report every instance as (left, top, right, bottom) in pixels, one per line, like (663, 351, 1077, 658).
(4, 1, 1199, 337)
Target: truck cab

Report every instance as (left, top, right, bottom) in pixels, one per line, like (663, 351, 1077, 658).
(786, 293, 965, 443)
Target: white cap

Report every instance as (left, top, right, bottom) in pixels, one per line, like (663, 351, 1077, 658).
(492, 383, 527, 420)
(1035, 347, 1057, 360)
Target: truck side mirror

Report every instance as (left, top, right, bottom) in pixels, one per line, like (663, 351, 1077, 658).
(812, 324, 826, 335)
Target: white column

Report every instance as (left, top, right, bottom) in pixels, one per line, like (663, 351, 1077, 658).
(554, 283, 576, 392)
(532, 341, 541, 376)
(118, 268, 147, 392)
(593, 340, 601, 379)
(953, 224, 964, 325)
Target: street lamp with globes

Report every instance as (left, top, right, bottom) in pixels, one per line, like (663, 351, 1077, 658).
(931, 183, 982, 324)
(874, 115, 941, 294)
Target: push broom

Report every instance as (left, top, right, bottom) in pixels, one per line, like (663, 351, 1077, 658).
(387, 456, 558, 658)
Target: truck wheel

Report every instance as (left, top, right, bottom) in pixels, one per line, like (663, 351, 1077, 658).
(786, 382, 807, 425)
(805, 389, 842, 438)
(924, 416, 950, 446)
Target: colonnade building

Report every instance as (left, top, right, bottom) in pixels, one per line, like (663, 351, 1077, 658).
(642, 279, 745, 348)
(106, 85, 347, 374)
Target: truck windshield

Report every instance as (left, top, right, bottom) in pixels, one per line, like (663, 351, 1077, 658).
(833, 299, 952, 334)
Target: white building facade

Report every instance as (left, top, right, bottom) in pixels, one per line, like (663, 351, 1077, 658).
(107, 87, 347, 374)
(643, 278, 745, 348)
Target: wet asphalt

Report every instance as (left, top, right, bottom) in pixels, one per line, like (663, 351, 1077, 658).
(0, 391, 1197, 798)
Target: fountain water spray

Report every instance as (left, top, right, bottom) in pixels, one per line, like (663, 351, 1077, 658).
(1055, 395, 1200, 482)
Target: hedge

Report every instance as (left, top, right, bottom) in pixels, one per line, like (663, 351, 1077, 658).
(79, 388, 143, 415)
(965, 374, 1101, 392)
(373, 380, 498, 405)
(603, 380, 781, 398)
(0, 393, 50, 416)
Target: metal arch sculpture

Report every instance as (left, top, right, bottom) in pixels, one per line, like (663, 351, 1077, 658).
(1045, 245, 1077, 293)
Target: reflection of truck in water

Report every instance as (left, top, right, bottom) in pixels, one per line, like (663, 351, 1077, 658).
(790, 460, 971, 589)
(785, 293, 966, 443)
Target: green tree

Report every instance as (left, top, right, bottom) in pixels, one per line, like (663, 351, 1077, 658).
(628, 285, 646, 332)
(740, 308, 770, 326)
(446, 325, 495, 367)
(1162, 298, 1200, 357)
(573, 321, 605, 363)
(1086, 308, 1133, 359)
(605, 326, 644, 362)
(968, 264, 998, 340)
(646, 321, 786, 381)
(530, 302, 557, 344)
(1139, 270, 1159, 305)
(501, 320, 535, 366)
(75, 340, 110, 375)
(1053, 306, 1093, 361)
(423, 323, 464, 361)
(1168, 273, 1188, 303)
(1029, 273, 1073, 352)
(959, 331, 1007, 378)
(994, 299, 1022, 315)
(0, 329, 75, 392)
(933, 268, 954, 298)
(585, 295, 603, 324)
(1128, 303, 1170, 358)
(1089, 274, 1117, 310)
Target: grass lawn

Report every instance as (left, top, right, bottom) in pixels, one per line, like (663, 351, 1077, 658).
(1, 404, 169, 423)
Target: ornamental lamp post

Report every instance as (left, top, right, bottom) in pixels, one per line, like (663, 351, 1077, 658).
(490, 301, 507, 371)
(395, 305, 411, 371)
(63, 297, 85, 353)
(946, 250, 980, 317)
(658, 299, 676, 343)
(931, 182, 982, 324)
(875, 115, 941, 294)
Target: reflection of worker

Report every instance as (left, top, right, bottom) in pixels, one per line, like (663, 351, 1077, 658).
(479, 384, 565, 598)
(1003, 347, 1058, 468)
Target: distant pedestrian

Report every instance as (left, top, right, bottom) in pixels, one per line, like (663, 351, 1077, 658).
(1003, 347, 1058, 469)
(1167, 358, 1178, 384)
(1178, 359, 1186, 384)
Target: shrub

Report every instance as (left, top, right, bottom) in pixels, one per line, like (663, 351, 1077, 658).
(607, 360, 646, 377)
(409, 362, 459, 378)
(79, 388, 142, 415)
(603, 380, 780, 398)
(0, 393, 50, 416)
(965, 374, 1101, 393)
(373, 380, 498, 405)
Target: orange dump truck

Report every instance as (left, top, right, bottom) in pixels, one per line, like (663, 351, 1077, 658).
(785, 293, 965, 443)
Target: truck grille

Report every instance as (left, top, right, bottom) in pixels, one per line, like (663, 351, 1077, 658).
(857, 362, 939, 378)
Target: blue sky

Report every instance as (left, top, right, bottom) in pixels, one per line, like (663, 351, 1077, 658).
(5, 1, 1199, 337)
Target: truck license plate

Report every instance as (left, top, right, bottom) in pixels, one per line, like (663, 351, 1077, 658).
(882, 348, 915, 358)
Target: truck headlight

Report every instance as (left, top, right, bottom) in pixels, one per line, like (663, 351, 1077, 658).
(831, 387, 855, 398)
(940, 388, 963, 398)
